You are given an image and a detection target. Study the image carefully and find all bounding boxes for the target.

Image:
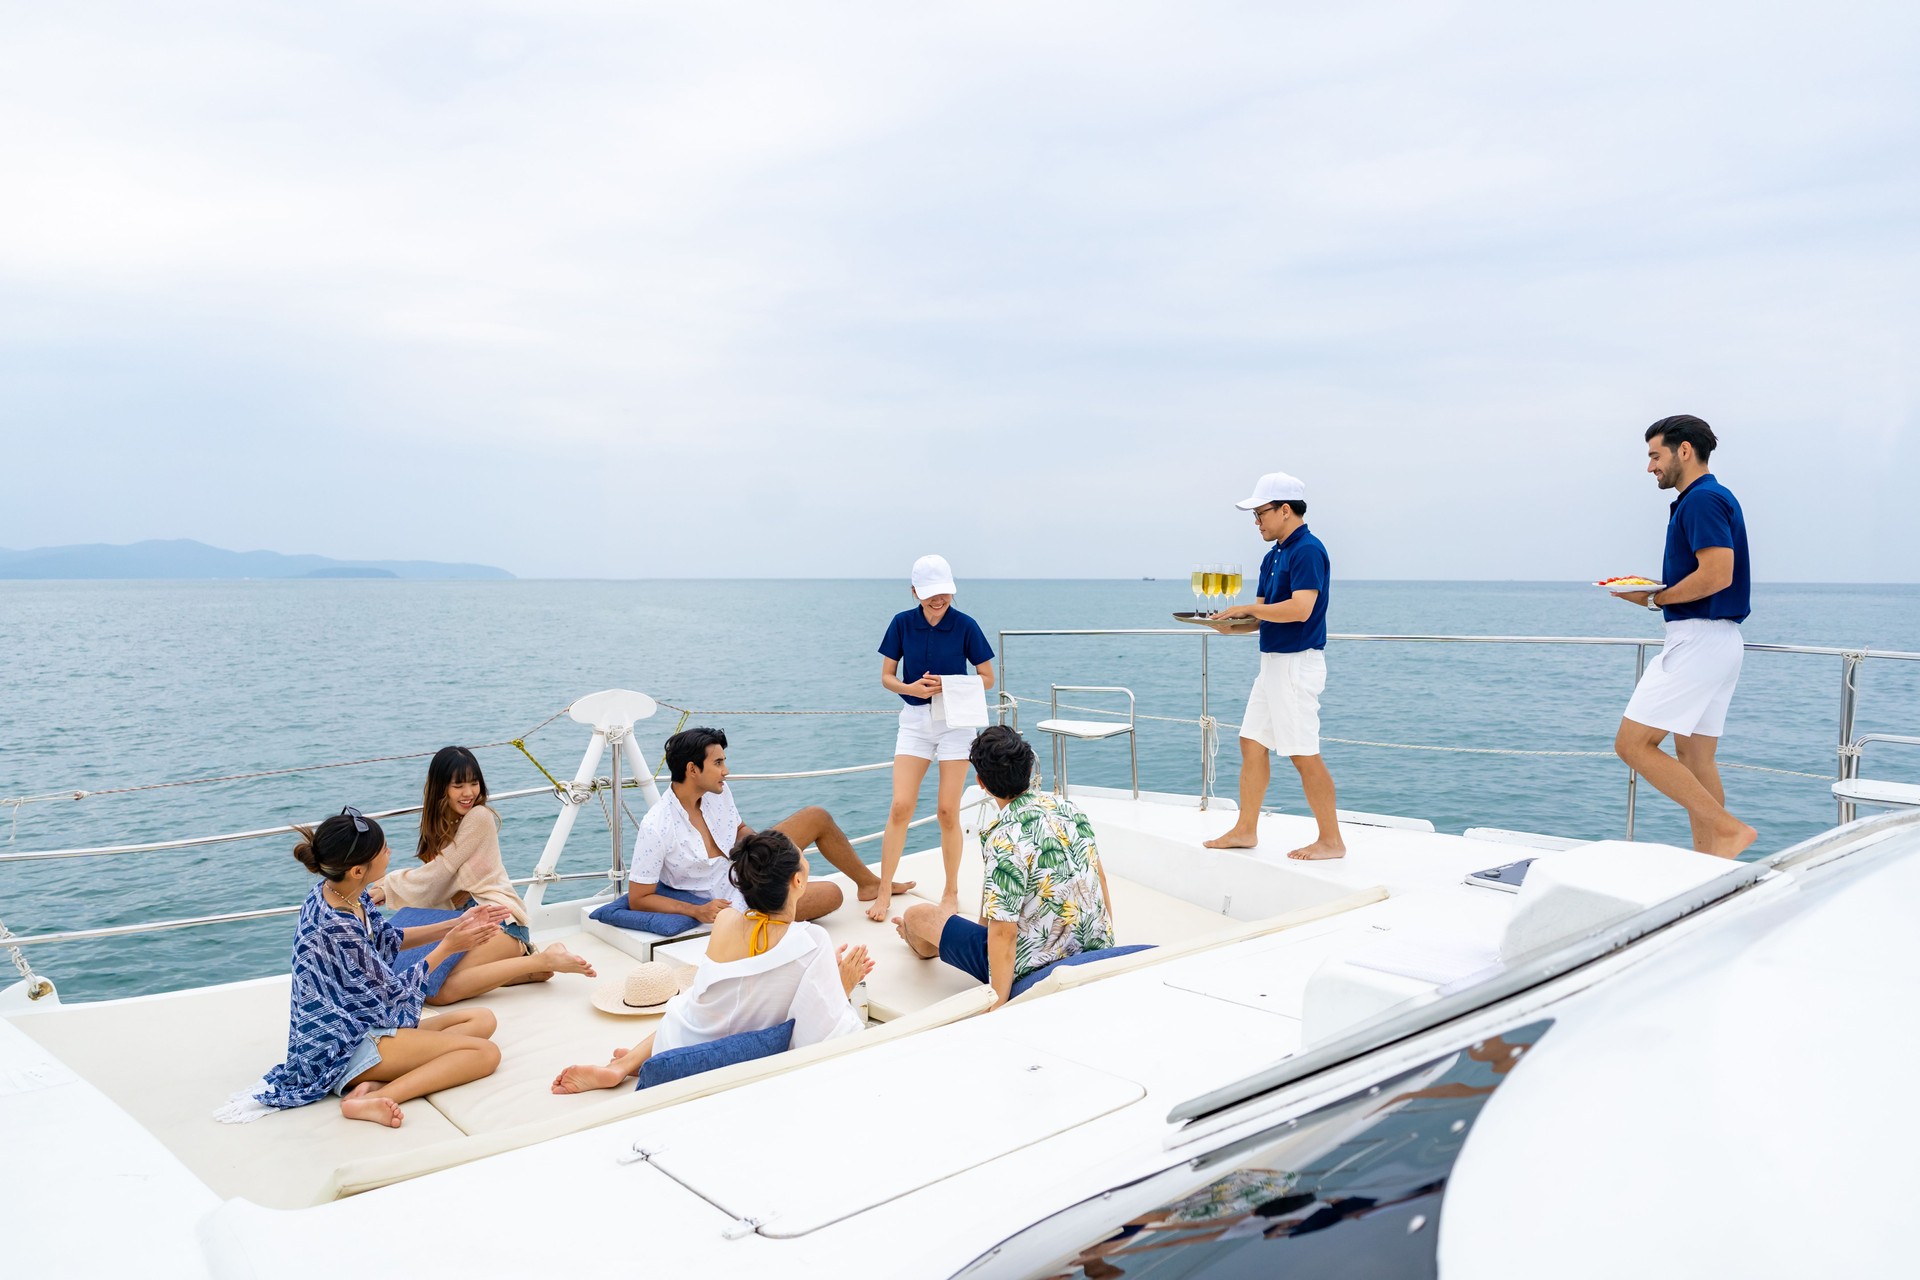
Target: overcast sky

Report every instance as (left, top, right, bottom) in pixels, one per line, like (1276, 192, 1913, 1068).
(2, 2, 1915, 580)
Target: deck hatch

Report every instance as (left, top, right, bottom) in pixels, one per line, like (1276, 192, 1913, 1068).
(626, 1036, 1143, 1238)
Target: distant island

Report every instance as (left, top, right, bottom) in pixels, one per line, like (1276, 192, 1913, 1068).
(0, 539, 513, 581)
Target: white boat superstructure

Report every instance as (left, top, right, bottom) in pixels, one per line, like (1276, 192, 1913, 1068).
(4, 628, 1918, 1279)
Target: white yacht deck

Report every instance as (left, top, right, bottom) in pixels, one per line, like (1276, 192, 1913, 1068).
(3, 786, 1654, 1269)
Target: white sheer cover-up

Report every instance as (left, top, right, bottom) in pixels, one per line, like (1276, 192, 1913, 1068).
(651, 920, 864, 1054)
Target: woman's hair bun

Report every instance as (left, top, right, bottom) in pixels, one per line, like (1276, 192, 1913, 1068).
(728, 830, 803, 914)
(291, 823, 323, 874)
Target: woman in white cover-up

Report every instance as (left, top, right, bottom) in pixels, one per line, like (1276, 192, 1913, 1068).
(551, 830, 874, 1093)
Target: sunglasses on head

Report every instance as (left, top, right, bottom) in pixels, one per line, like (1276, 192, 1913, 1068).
(340, 805, 370, 833)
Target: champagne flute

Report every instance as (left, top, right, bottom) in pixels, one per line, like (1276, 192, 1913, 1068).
(1190, 563, 1206, 615)
(1226, 563, 1243, 607)
(1204, 563, 1224, 614)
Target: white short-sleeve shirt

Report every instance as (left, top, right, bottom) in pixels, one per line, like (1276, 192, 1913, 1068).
(631, 783, 747, 908)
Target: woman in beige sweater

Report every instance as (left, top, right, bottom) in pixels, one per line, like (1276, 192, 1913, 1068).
(372, 746, 596, 1004)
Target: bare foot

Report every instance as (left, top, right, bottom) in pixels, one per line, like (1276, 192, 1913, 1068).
(552, 1064, 627, 1094)
(1709, 822, 1758, 859)
(1203, 828, 1261, 850)
(938, 891, 959, 915)
(541, 944, 596, 977)
(1287, 840, 1347, 861)
(340, 1083, 403, 1127)
(858, 880, 916, 902)
(864, 893, 892, 923)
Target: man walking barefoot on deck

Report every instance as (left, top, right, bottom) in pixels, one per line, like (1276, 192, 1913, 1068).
(1204, 471, 1346, 861)
(1610, 416, 1758, 858)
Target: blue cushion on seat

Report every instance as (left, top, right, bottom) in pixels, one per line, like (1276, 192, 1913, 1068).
(1010, 944, 1156, 998)
(636, 1019, 796, 1089)
(389, 907, 468, 997)
(589, 885, 708, 937)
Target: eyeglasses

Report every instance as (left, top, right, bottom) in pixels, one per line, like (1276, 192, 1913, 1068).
(1253, 503, 1282, 517)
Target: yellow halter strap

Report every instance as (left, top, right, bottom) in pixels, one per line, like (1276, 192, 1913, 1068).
(746, 911, 777, 957)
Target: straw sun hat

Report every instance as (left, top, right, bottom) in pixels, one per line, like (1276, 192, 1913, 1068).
(590, 962, 692, 1016)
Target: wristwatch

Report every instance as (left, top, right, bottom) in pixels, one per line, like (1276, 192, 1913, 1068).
(1646, 593, 1662, 611)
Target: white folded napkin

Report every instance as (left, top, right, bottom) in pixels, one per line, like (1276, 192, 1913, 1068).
(931, 674, 989, 728)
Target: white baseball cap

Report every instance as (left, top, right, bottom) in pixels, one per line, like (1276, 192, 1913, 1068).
(910, 554, 958, 599)
(1235, 470, 1308, 510)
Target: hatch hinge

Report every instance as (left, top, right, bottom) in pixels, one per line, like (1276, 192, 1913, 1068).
(721, 1214, 777, 1241)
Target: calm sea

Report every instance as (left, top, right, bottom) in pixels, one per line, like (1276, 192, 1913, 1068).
(4, 579, 1918, 1002)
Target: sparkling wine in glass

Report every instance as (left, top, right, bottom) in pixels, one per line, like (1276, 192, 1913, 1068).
(1190, 563, 1207, 615)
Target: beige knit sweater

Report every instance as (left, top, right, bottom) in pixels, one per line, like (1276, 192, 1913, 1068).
(375, 805, 529, 927)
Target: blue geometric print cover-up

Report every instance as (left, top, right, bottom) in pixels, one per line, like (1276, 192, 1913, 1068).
(215, 882, 430, 1120)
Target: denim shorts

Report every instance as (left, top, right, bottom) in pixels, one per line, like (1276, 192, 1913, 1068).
(332, 1028, 398, 1095)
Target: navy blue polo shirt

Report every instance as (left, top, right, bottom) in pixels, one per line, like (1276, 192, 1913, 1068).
(1257, 525, 1331, 653)
(879, 606, 995, 706)
(1661, 475, 1750, 624)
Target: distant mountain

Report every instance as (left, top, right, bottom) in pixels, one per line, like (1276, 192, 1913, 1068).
(0, 539, 512, 581)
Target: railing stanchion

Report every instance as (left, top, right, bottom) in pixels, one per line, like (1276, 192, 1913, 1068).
(1200, 632, 1212, 810)
(1837, 653, 1862, 824)
(608, 733, 624, 886)
(1626, 643, 1646, 840)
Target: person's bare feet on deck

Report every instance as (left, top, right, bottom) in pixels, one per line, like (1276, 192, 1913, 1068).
(552, 1064, 626, 1094)
(858, 879, 916, 903)
(1287, 840, 1347, 861)
(541, 944, 596, 977)
(1709, 821, 1758, 859)
(340, 1082, 403, 1127)
(1203, 828, 1260, 850)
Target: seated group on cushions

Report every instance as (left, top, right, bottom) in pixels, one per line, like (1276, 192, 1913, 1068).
(228, 725, 1133, 1129)
(615, 726, 914, 931)
(552, 829, 874, 1093)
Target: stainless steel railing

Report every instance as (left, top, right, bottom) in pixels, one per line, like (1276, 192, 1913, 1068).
(997, 628, 1920, 829)
(6, 630, 1917, 969)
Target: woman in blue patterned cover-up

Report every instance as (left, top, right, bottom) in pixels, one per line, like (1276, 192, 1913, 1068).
(222, 808, 506, 1128)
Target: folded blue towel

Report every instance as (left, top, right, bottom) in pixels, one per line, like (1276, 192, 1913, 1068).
(588, 884, 710, 937)
(637, 1019, 796, 1089)
(1010, 944, 1156, 999)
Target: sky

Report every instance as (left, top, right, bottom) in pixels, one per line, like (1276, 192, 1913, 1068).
(2, 1, 1916, 581)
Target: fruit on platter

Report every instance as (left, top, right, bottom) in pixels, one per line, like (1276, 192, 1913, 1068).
(1596, 575, 1661, 587)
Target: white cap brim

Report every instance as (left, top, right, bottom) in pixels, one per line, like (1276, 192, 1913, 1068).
(915, 579, 957, 598)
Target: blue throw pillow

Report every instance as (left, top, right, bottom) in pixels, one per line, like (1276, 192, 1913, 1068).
(1010, 944, 1156, 999)
(389, 907, 469, 997)
(588, 886, 708, 938)
(636, 1019, 796, 1089)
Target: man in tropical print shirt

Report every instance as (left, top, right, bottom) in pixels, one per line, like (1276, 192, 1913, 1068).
(894, 725, 1116, 1007)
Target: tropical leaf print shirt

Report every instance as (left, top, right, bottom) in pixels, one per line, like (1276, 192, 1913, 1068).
(980, 790, 1115, 978)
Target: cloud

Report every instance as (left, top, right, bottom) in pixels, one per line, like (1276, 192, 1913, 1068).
(1, 1, 1915, 579)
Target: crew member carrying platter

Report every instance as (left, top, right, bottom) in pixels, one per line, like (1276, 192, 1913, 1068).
(1608, 415, 1757, 858)
(1203, 470, 1347, 861)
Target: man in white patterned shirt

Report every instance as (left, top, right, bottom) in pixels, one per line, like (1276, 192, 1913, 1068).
(627, 726, 913, 923)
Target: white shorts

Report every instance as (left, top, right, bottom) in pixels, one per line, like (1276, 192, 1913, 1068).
(1624, 618, 1744, 738)
(894, 704, 977, 762)
(1239, 649, 1327, 757)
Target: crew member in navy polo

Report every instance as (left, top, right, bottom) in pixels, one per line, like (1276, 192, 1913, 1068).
(871, 553, 997, 921)
(1659, 473, 1750, 624)
(1257, 522, 1332, 653)
(1204, 471, 1347, 861)
(879, 600, 994, 706)
(1613, 415, 1757, 858)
